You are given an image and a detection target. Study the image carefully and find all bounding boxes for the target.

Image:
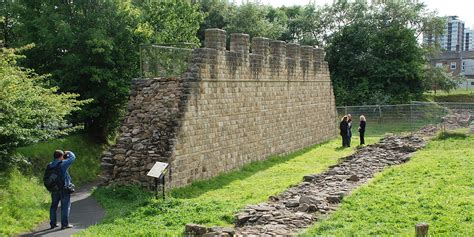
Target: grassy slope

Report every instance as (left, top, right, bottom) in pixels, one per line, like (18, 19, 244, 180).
(0, 134, 104, 236)
(16, 134, 104, 186)
(79, 136, 380, 236)
(424, 89, 474, 102)
(0, 170, 50, 236)
(303, 134, 474, 236)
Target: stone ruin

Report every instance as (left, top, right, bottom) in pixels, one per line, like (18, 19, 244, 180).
(184, 134, 428, 236)
(441, 109, 473, 130)
(100, 29, 337, 188)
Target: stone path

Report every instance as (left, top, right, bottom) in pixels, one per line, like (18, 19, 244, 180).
(20, 182, 104, 237)
(234, 134, 426, 235)
(185, 134, 428, 236)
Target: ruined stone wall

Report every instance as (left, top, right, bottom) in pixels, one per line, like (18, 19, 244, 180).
(101, 29, 337, 188)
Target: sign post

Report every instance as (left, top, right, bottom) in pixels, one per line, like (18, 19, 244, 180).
(147, 162, 169, 200)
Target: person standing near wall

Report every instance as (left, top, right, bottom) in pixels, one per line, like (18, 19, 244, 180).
(359, 115, 366, 145)
(46, 150, 76, 229)
(339, 116, 349, 147)
(347, 114, 353, 147)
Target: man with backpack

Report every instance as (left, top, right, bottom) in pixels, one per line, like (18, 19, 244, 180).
(44, 150, 76, 229)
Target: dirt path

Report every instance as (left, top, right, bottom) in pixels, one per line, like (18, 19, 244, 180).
(20, 182, 104, 237)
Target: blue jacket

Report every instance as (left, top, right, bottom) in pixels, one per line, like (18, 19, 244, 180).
(48, 151, 76, 187)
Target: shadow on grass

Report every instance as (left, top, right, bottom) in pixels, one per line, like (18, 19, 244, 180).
(92, 139, 336, 224)
(170, 140, 333, 199)
(334, 146, 348, 151)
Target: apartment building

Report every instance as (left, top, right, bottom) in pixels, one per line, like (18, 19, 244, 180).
(424, 16, 467, 52)
(431, 51, 474, 88)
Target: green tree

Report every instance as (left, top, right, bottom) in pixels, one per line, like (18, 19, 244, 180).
(0, 46, 87, 168)
(226, 2, 286, 39)
(0, 1, 20, 47)
(133, 0, 203, 45)
(196, 0, 233, 44)
(325, 1, 443, 105)
(10, 0, 203, 141)
(423, 66, 463, 94)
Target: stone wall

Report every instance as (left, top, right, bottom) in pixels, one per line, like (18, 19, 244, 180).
(101, 29, 337, 188)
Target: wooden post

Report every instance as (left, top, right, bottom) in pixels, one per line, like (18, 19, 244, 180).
(415, 223, 429, 237)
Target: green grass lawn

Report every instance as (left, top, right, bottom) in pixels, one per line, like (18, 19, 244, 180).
(424, 88, 474, 102)
(79, 136, 380, 236)
(303, 134, 474, 236)
(16, 134, 104, 186)
(0, 170, 50, 236)
(0, 134, 104, 236)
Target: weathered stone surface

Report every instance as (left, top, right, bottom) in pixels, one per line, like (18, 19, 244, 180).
(235, 214, 251, 227)
(230, 134, 429, 236)
(347, 174, 360, 182)
(299, 195, 321, 205)
(100, 28, 336, 188)
(184, 224, 209, 235)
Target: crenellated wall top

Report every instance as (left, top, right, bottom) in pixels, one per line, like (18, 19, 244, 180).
(203, 28, 326, 62)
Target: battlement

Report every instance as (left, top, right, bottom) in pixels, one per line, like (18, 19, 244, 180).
(190, 28, 329, 82)
(101, 28, 336, 188)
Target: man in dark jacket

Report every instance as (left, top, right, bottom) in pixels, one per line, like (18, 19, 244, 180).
(48, 150, 76, 229)
(339, 116, 349, 147)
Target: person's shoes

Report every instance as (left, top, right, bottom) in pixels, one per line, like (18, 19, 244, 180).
(50, 224, 59, 229)
(61, 224, 73, 229)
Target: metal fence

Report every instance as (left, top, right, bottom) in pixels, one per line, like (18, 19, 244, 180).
(140, 43, 197, 78)
(336, 101, 474, 136)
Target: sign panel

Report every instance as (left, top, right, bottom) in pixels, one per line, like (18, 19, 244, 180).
(147, 162, 169, 178)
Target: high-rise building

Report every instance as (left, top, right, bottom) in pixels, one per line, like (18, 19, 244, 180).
(423, 16, 470, 52)
(465, 27, 474, 51)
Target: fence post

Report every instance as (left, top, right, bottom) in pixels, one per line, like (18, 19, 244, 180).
(415, 223, 429, 237)
(410, 101, 414, 132)
(378, 105, 383, 131)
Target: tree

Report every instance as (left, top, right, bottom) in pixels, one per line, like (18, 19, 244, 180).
(0, 46, 88, 168)
(225, 2, 286, 39)
(325, 1, 444, 105)
(423, 66, 463, 94)
(10, 0, 203, 141)
(196, 0, 233, 44)
(132, 0, 203, 45)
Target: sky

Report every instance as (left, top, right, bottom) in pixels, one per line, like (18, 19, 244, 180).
(255, 0, 474, 28)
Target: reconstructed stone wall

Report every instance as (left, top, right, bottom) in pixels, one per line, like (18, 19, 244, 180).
(101, 29, 337, 188)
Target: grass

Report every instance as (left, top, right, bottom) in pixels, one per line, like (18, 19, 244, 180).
(79, 136, 381, 236)
(424, 88, 474, 102)
(0, 170, 50, 236)
(303, 134, 474, 236)
(15, 134, 104, 186)
(366, 121, 435, 136)
(0, 134, 104, 236)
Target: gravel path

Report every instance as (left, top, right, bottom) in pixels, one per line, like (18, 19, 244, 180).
(20, 182, 104, 237)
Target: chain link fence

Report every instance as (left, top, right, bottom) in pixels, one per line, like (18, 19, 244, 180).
(336, 101, 474, 136)
(140, 43, 197, 78)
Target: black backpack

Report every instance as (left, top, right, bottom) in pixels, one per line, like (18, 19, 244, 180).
(43, 161, 64, 192)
